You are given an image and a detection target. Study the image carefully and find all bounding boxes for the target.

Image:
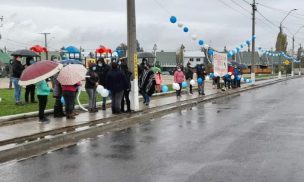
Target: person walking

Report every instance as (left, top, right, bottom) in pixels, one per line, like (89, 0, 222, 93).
(36, 79, 51, 123)
(106, 62, 128, 114)
(120, 63, 132, 113)
(52, 73, 66, 118)
(174, 65, 185, 99)
(24, 57, 37, 104)
(139, 64, 155, 106)
(85, 64, 99, 113)
(155, 71, 163, 93)
(185, 62, 194, 95)
(12, 56, 24, 105)
(62, 82, 80, 119)
(196, 64, 207, 95)
(8, 59, 13, 89)
(97, 57, 111, 110)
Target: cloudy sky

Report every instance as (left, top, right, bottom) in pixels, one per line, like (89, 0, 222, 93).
(0, 0, 304, 53)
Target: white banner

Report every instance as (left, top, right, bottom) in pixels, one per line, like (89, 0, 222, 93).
(213, 53, 228, 77)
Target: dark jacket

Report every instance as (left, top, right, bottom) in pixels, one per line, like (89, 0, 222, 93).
(139, 69, 156, 96)
(185, 66, 193, 80)
(52, 74, 62, 97)
(196, 65, 206, 80)
(85, 66, 99, 89)
(97, 63, 111, 86)
(120, 64, 132, 90)
(106, 68, 128, 93)
(12, 60, 24, 78)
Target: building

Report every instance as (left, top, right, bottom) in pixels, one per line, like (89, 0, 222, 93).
(183, 50, 206, 67)
(156, 52, 177, 73)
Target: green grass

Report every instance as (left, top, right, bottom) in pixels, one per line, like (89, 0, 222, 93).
(0, 84, 175, 117)
(0, 88, 102, 117)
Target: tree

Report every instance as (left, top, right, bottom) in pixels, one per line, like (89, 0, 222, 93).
(136, 40, 144, 52)
(275, 32, 288, 52)
(177, 44, 185, 65)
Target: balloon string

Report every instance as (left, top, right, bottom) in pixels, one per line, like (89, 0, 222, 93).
(77, 86, 88, 112)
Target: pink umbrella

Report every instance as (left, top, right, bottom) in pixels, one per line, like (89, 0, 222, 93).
(19, 60, 63, 86)
(57, 64, 87, 85)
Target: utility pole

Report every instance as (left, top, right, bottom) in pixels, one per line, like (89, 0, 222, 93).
(251, 0, 257, 84)
(292, 36, 295, 76)
(0, 16, 3, 41)
(127, 0, 139, 111)
(40, 32, 50, 60)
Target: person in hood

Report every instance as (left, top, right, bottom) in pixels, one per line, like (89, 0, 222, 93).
(185, 62, 194, 95)
(96, 57, 111, 110)
(12, 55, 24, 105)
(106, 62, 128, 114)
(85, 63, 99, 113)
(196, 64, 207, 95)
(139, 64, 156, 106)
(174, 65, 185, 99)
(120, 62, 132, 113)
(24, 57, 37, 104)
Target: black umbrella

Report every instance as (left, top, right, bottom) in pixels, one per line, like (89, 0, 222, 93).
(11, 49, 39, 57)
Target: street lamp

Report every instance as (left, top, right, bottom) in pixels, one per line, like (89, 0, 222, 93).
(293, 25, 304, 75)
(280, 9, 297, 33)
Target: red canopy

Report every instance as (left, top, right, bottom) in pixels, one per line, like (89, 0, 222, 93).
(30, 45, 48, 53)
(96, 46, 112, 54)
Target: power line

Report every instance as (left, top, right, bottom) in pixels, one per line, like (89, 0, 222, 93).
(229, 0, 251, 14)
(217, 0, 251, 18)
(256, 10, 279, 28)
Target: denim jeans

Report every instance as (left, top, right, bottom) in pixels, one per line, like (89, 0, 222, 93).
(13, 77, 21, 103)
(143, 92, 150, 104)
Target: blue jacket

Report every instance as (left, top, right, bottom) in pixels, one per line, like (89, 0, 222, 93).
(36, 80, 51, 96)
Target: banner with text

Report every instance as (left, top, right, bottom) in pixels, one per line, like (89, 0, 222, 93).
(213, 53, 228, 77)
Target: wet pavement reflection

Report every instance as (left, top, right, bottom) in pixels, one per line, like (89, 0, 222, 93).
(1, 79, 304, 182)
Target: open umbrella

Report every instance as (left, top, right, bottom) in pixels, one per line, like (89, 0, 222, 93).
(11, 49, 39, 57)
(19, 60, 63, 86)
(57, 64, 87, 85)
(30, 45, 48, 53)
(60, 59, 82, 65)
(151, 66, 161, 73)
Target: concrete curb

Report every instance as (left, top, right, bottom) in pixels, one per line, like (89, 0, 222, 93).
(0, 76, 300, 163)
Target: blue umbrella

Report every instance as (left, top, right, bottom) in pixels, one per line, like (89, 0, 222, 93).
(65, 46, 80, 53)
(60, 59, 82, 65)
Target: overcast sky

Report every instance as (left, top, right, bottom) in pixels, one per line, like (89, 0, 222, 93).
(0, 0, 304, 53)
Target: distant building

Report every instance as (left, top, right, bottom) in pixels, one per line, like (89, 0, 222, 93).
(183, 50, 206, 67)
(156, 52, 177, 72)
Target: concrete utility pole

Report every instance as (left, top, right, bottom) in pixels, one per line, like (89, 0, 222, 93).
(292, 36, 295, 76)
(40, 32, 50, 60)
(127, 0, 139, 111)
(251, 0, 257, 84)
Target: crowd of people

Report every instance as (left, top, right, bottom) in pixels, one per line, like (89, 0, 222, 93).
(8, 55, 242, 123)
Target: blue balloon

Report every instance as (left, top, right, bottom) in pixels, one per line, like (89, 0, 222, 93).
(232, 50, 237, 54)
(227, 52, 232, 58)
(182, 81, 188, 88)
(246, 40, 251, 45)
(198, 40, 204, 46)
(170, 16, 177, 23)
(61, 96, 65, 105)
(237, 76, 241, 81)
(252, 35, 256, 40)
(183, 27, 189, 33)
(161, 85, 169, 93)
(197, 78, 203, 85)
(240, 45, 244, 49)
(236, 47, 240, 52)
(208, 49, 214, 55)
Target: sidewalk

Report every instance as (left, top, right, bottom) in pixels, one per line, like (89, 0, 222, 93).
(0, 76, 298, 163)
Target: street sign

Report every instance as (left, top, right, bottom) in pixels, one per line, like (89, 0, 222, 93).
(283, 60, 290, 65)
(134, 53, 138, 79)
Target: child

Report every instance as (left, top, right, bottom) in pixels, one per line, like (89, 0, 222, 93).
(36, 80, 51, 123)
(174, 65, 185, 99)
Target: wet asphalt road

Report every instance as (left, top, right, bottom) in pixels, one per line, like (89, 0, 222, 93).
(1, 78, 304, 182)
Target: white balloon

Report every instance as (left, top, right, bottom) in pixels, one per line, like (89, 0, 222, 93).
(96, 85, 104, 94)
(228, 72, 232, 75)
(191, 34, 198, 40)
(178, 23, 184, 28)
(173, 83, 180, 90)
(231, 75, 235, 80)
(203, 44, 209, 49)
(100, 89, 109, 97)
(205, 76, 210, 81)
(190, 79, 195, 86)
